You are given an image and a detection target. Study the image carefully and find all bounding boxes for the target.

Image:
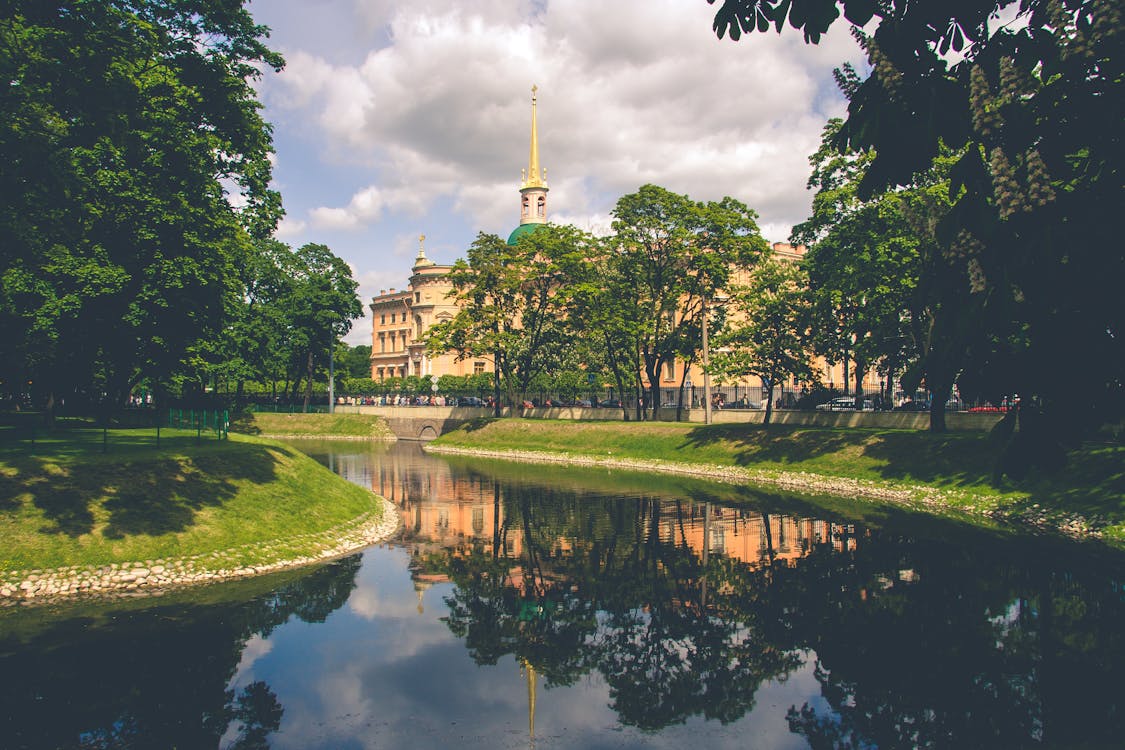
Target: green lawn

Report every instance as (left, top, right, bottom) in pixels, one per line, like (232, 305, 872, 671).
(0, 430, 381, 574)
(432, 419, 1125, 543)
(231, 411, 393, 439)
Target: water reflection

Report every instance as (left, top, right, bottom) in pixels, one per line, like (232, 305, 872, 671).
(0, 556, 362, 749)
(2, 441, 1123, 749)
(312, 441, 1125, 748)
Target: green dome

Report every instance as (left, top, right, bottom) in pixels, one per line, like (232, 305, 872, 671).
(507, 222, 543, 246)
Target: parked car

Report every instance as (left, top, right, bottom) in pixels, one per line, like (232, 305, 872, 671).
(967, 403, 1010, 413)
(893, 400, 929, 412)
(457, 396, 484, 407)
(599, 398, 623, 408)
(816, 396, 874, 411)
(726, 398, 760, 410)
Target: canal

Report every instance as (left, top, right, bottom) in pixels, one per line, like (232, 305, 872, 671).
(2, 440, 1123, 749)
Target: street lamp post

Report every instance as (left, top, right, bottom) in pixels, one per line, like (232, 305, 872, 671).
(702, 295, 712, 426)
(328, 333, 335, 414)
(493, 344, 502, 418)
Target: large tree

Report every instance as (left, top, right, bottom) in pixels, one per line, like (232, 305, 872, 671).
(0, 1, 283, 413)
(567, 237, 647, 419)
(709, 255, 813, 425)
(285, 243, 362, 411)
(710, 0, 1124, 435)
(427, 225, 596, 408)
(793, 118, 965, 428)
(611, 185, 766, 420)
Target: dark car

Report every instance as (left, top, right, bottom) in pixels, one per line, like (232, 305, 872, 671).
(599, 399, 623, 408)
(893, 400, 928, 412)
(457, 396, 484, 407)
(726, 398, 760, 410)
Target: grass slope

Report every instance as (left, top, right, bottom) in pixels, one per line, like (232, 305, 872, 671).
(432, 419, 1125, 544)
(0, 432, 380, 573)
(231, 412, 393, 439)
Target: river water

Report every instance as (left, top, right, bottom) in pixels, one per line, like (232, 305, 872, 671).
(2, 440, 1123, 749)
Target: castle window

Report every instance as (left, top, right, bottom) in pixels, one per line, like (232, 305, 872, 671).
(380, 314, 385, 325)
(473, 361, 485, 375)
(537, 196, 545, 217)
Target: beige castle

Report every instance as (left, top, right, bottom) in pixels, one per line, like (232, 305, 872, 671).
(369, 86, 551, 382)
(369, 88, 878, 397)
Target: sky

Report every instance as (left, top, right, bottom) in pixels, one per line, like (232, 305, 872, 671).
(245, 0, 868, 345)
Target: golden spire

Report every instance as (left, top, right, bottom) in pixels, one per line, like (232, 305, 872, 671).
(521, 85, 547, 189)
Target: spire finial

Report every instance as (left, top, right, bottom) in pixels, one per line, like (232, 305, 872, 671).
(414, 233, 435, 267)
(521, 85, 546, 190)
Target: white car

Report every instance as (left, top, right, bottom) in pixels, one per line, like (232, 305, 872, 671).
(816, 396, 873, 411)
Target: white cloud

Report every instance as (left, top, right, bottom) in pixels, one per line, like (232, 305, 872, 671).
(275, 216, 307, 238)
(259, 0, 867, 254)
(228, 633, 274, 689)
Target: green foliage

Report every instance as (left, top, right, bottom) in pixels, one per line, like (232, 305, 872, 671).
(711, 255, 813, 424)
(610, 185, 768, 418)
(794, 120, 964, 426)
(183, 240, 361, 409)
(710, 0, 1124, 434)
(0, 1, 284, 410)
(337, 344, 372, 380)
(427, 225, 598, 406)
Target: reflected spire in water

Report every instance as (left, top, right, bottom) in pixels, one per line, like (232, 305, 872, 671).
(521, 658, 537, 745)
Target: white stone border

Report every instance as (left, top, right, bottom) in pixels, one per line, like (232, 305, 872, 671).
(0, 496, 400, 607)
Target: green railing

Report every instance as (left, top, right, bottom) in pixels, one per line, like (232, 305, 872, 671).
(167, 408, 229, 440)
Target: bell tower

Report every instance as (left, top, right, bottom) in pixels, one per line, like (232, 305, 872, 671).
(518, 85, 548, 226)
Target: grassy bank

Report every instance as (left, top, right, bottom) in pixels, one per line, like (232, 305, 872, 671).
(431, 419, 1125, 545)
(231, 411, 393, 439)
(0, 431, 382, 575)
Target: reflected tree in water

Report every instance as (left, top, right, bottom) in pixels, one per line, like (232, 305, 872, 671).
(224, 681, 284, 750)
(439, 484, 802, 730)
(778, 539, 1125, 749)
(431, 479, 1125, 745)
(0, 555, 362, 749)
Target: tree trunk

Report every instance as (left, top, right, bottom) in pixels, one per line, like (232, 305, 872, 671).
(303, 349, 314, 412)
(761, 512, 776, 565)
(854, 363, 867, 411)
(763, 382, 775, 425)
(929, 397, 948, 432)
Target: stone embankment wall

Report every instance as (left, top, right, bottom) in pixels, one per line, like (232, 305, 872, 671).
(336, 404, 1003, 435)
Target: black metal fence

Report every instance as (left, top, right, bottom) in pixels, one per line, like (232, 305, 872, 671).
(253, 385, 1013, 414)
(0, 408, 229, 453)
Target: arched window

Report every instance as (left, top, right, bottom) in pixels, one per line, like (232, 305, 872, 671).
(537, 196, 545, 217)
